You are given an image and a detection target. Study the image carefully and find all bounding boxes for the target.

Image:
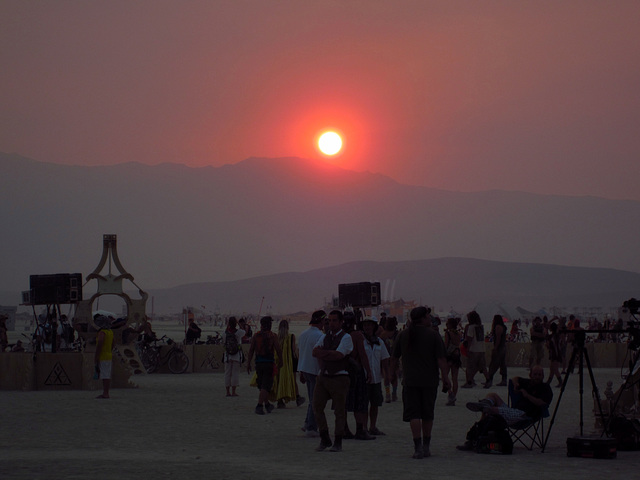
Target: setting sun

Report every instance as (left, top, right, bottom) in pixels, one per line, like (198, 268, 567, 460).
(318, 131, 343, 156)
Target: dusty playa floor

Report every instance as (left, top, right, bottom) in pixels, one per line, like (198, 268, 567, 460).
(1, 367, 639, 480)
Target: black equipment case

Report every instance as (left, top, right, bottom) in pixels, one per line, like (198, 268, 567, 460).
(566, 436, 617, 459)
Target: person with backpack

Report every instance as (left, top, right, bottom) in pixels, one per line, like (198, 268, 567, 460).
(224, 316, 245, 397)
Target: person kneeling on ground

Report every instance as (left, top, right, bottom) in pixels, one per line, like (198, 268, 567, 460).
(458, 365, 552, 450)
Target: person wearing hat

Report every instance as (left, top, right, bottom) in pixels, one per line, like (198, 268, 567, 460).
(362, 316, 390, 436)
(297, 310, 326, 437)
(94, 315, 114, 399)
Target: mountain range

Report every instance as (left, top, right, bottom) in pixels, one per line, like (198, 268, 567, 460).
(144, 258, 640, 316)
(1, 152, 639, 314)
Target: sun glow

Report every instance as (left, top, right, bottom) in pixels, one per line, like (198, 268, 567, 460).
(318, 131, 343, 156)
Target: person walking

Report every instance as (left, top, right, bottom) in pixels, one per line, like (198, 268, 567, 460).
(443, 317, 462, 405)
(247, 316, 282, 415)
(391, 306, 450, 459)
(485, 315, 507, 388)
(223, 316, 245, 397)
(461, 311, 489, 388)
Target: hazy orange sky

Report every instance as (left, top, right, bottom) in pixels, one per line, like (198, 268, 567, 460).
(2, 1, 639, 200)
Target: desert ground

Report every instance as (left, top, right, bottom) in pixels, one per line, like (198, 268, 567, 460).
(1, 364, 639, 480)
(3, 320, 640, 479)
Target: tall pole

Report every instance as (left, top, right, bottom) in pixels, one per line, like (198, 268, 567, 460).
(257, 296, 265, 318)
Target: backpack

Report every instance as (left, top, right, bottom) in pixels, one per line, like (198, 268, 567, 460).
(465, 414, 513, 454)
(609, 415, 640, 450)
(225, 330, 240, 356)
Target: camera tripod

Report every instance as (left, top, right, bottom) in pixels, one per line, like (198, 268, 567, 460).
(542, 330, 609, 452)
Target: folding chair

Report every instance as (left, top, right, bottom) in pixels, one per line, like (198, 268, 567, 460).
(507, 379, 549, 450)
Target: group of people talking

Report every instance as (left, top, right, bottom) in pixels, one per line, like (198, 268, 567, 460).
(245, 306, 554, 459)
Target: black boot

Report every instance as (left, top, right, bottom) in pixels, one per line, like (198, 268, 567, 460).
(423, 436, 431, 457)
(329, 435, 343, 452)
(315, 430, 332, 452)
(412, 437, 424, 459)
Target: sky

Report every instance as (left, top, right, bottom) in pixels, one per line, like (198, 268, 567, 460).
(2, 1, 640, 201)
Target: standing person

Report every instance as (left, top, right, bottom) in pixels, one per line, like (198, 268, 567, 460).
(312, 310, 353, 453)
(546, 322, 563, 387)
(462, 311, 489, 388)
(224, 316, 245, 397)
(247, 316, 282, 415)
(58, 314, 75, 351)
(94, 315, 114, 399)
(298, 310, 326, 437)
(485, 315, 507, 388)
(379, 316, 400, 402)
(238, 317, 253, 344)
(558, 317, 569, 373)
(509, 319, 520, 342)
(443, 317, 462, 405)
(343, 312, 374, 440)
(529, 317, 546, 368)
(361, 316, 390, 435)
(274, 319, 305, 408)
(391, 306, 450, 459)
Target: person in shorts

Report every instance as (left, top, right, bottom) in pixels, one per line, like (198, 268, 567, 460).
(391, 306, 450, 459)
(247, 316, 282, 415)
(361, 316, 390, 435)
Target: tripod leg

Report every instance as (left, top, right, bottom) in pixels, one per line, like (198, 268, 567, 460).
(542, 347, 579, 452)
(583, 350, 609, 437)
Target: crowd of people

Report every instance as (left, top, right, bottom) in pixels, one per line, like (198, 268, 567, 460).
(11, 305, 627, 458)
(238, 307, 575, 458)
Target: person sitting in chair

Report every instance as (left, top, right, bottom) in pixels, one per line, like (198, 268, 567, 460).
(465, 366, 552, 425)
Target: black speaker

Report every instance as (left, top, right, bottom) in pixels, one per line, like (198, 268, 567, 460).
(29, 273, 83, 305)
(338, 282, 381, 308)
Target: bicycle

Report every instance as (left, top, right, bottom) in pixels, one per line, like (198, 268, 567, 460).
(139, 335, 189, 374)
(205, 332, 223, 345)
(509, 329, 530, 343)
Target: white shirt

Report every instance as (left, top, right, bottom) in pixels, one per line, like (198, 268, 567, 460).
(298, 325, 324, 375)
(363, 336, 390, 384)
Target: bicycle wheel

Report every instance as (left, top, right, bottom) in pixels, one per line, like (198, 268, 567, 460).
(141, 348, 160, 374)
(168, 350, 189, 374)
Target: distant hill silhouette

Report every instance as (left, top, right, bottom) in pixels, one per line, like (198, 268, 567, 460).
(1, 152, 639, 311)
(145, 258, 640, 315)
